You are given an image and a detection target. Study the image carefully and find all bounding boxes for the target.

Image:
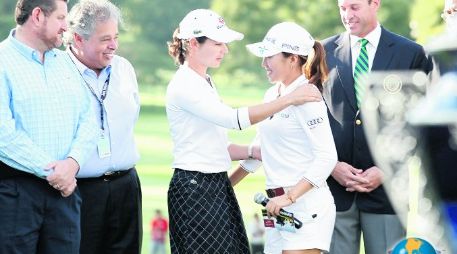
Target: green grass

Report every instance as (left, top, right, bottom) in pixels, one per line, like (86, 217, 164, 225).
(136, 84, 267, 254)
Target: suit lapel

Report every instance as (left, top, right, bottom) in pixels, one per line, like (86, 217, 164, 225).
(372, 27, 395, 71)
(335, 33, 357, 112)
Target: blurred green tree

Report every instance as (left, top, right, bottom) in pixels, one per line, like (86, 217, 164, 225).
(211, 0, 417, 87)
(410, 0, 445, 45)
(0, 1, 16, 39)
(0, 0, 447, 88)
(116, 0, 210, 86)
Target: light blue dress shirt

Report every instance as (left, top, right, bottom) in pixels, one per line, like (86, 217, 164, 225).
(67, 49, 140, 178)
(0, 29, 99, 178)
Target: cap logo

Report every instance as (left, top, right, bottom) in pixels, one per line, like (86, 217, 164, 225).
(281, 43, 299, 52)
(217, 17, 225, 29)
(265, 37, 276, 44)
(193, 29, 202, 35)
(258, 45, 268, 55)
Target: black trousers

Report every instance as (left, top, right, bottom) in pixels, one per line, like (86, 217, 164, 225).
(77, 168, 142, 254)
(168, 168, 250, 254)
(251, 243, 264, 254)
(0, 175, 81, 254)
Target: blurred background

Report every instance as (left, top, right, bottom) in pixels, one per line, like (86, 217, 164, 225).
(0, 0, 446, 91)
(0, 1, 449, 253)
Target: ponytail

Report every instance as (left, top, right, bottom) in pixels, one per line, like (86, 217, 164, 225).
(302, 41, 328, 92)
(167, 28, 187, 65)
(167, 28, 209, 65)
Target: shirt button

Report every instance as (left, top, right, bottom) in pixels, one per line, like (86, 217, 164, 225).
(355, 119, 362, 125)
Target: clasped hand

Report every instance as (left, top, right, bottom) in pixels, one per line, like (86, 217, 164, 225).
(331, 162, 384, 193)
(46, 158, 79, 197)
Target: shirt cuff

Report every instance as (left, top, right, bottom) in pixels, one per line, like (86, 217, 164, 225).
(303, 175, 326, 188)
(239, 159, 262, 173)
(67, 151, 83, 169)
(237, 107, 252, 130)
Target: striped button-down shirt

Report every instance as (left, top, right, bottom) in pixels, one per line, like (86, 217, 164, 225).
(0, 29, 99, 178)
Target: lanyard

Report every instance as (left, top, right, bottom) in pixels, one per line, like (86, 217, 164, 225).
(67, 50, 111, 131)
(84, 74, 110, 131)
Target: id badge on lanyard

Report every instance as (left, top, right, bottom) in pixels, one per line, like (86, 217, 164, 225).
(98, 132, 111, 158)
(68, 52, 112, 158)
(89, 74, 112, 159)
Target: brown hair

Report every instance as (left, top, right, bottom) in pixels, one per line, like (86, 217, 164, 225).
(167, 28, 208, 65)
(282, 41, 328, 92)
(15, 0, 67, 25)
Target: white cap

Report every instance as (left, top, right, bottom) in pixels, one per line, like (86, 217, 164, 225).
(177, 9, 244, 43)
(246, 22, 315, 57)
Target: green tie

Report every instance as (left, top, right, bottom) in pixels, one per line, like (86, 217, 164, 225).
(354, 38, 369, 109)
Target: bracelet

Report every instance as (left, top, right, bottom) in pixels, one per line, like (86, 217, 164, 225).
(247, 144, 254, 159)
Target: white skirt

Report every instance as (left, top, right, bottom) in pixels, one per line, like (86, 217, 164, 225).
(264, 185, 336, 254)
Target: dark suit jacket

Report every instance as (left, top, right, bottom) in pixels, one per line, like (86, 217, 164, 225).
(422, 126, 457, 202)
(322, 27, 432, 213)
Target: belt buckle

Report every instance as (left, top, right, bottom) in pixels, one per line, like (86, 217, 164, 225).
(103, 171, 115, 181)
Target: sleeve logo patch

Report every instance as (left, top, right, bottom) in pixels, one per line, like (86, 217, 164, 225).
(307, 117, 324, 129)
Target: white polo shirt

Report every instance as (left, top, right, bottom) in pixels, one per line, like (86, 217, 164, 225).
(166, 63, 251, 173)
(243, 75, 337, 188)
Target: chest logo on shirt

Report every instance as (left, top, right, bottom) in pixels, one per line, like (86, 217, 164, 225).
(280, 113, 290, 118)
(307, 117, 324, 129)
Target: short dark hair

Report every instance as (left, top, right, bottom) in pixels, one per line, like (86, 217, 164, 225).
(15, 0, 68, 25)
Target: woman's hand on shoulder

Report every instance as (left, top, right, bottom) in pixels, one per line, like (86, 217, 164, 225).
(286, 84, 322, 106)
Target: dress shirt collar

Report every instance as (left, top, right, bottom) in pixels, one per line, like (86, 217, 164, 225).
(349, 23, 381, 49)
(8, 29, 56, 63)
(66, 46, 111, 79)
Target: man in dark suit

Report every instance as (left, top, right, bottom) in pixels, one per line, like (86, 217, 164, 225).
(322, 0, 432, 253)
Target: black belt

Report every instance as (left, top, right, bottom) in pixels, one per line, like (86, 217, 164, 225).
(78, 168, 132, 183)
(0, 161, 37, 179)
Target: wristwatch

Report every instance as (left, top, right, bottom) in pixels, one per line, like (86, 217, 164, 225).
(247, 144, 254, 159)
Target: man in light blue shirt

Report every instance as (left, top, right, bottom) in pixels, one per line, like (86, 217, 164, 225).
(0, 0, 98, 253)
(64, 0, 142, 253)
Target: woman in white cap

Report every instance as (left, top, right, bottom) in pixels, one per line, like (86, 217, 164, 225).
(230, 22, 337, 254)
(166, 10, 322, 253)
